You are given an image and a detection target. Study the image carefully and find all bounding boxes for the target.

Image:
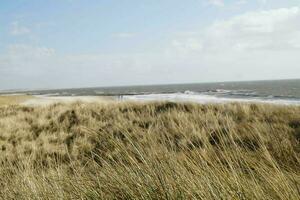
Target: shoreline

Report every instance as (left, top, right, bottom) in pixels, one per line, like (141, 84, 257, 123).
(122, 93, 300, 106)
(1, 94, 300, 107)
(22, 94, 300, 107)
(0, 93, 300, 106)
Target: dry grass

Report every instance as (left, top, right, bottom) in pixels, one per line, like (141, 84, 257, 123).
(0, 95, 33, 107)
(0, 101, 299, 199)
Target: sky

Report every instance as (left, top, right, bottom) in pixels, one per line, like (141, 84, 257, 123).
(1, 0, 300, 90)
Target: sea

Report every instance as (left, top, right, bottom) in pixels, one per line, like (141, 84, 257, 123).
(2, 79, 300, 105)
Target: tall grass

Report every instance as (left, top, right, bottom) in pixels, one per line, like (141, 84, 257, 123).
(0, 101, 299, 199)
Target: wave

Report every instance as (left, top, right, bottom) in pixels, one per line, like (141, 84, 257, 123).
(122, 92, 300, 105)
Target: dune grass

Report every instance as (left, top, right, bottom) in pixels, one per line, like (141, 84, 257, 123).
(0, 95, 33, 107)
(0, 101, 299, 199)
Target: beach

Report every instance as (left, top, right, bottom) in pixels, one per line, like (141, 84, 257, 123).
(2, 1, 299, 199)
(1, 93, 299, 108)
(20, 95, 115, 106)
(0, 92, 299, 199)
(2, 79, 299, 107)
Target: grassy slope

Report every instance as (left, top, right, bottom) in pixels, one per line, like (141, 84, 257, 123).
(0, 102, 299, 199)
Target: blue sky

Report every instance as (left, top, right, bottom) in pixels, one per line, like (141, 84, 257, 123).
(1, 0, 300, 90)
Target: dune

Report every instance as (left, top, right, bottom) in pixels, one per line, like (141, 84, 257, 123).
(0, 101, 299, 199)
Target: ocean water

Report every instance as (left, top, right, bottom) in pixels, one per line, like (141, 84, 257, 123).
(7, 79, 300, 105)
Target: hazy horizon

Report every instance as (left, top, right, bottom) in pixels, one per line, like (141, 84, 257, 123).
(1, 0, 300, 90)
(1, 78, 299, 92)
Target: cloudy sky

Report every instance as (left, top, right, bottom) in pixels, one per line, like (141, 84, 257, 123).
(1, 0, 300, 90)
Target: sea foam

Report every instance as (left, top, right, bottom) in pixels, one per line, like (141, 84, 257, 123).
(122, 92, 300, 105)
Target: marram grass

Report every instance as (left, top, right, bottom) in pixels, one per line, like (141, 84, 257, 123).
(0, 101, 299, 199)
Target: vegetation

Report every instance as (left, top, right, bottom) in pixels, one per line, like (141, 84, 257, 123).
(0, 95, 33, 106)
(0, 101, 299, 199)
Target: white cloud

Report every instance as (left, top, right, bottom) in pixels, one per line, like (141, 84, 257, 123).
(1, 7, 300, 90)
(207, 0, 224, 7)
(166, 7, 300, 81)
(0, 45, 56, 77)
(172, 7, 300, 53)
(10, 21, 31, 36)
(0, 44, 166, 89)
(7, 44, 55, 58)
(257, 0, 267, 6)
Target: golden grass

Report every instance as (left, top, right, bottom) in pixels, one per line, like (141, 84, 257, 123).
(0, 101, 299, 199)
(0, 95, 33, 106)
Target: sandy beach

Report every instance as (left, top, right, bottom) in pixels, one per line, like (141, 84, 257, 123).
(1, 94, 300, 107)
(20, 95, 115, 106)
(0, 95, 115, 107)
